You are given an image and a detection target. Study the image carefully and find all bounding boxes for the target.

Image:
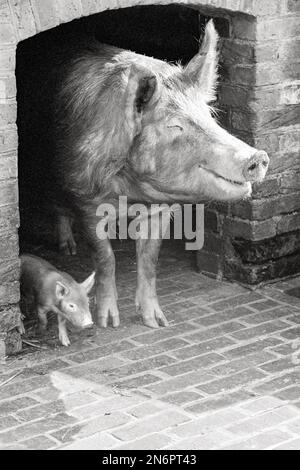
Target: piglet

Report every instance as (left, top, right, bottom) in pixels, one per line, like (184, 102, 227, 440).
(20, 254, 95, 346)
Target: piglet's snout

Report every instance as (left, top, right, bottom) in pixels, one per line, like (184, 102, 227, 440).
(242, 151, 269, 183)
(82, 319, 94, 329)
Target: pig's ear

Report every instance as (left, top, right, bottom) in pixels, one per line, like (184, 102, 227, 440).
(184, 20, 219, 102)
(81, 272, 95, 294)
(125, 65, 160, 126)
(55, 281, 69, 299)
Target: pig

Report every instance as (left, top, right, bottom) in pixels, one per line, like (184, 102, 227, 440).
(46, 20, 269, 330)
(20, 254, 95, 346)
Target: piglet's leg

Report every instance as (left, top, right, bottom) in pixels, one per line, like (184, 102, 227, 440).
(37, 306, 49, 333)
(58, 314, 70, 347)
(135, 212, 169, 329)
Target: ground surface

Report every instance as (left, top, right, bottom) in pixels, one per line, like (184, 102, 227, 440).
(1, 239, 300, 450)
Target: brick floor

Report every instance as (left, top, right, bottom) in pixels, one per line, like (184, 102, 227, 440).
(1, 240, 300, 450)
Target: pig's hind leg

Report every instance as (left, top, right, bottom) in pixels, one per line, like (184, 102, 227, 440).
(37, 306, 49, 333)
(57, 214, 77, 255)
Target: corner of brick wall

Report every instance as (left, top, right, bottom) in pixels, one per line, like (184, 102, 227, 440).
(197, 3, 300, 284)
(0, 1, 22, 360)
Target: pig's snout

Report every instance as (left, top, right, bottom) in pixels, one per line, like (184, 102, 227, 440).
(243, 151, 269, 183)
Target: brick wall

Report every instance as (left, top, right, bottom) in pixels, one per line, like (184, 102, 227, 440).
(0, 0, 299, 359)
(197, 4, 300, 284)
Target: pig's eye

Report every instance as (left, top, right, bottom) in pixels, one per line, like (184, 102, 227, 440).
(167, 125, 183, 132)
(68, 303, 76, 310)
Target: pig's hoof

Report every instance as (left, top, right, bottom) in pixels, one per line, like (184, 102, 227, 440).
(59, 332, 71, 347)
(18, 319, 26, 335)
(97, 300, 120, 328)
(137, 299, 169, 329)
(59, 239, 77, 256)
(38, 324, 47, 335)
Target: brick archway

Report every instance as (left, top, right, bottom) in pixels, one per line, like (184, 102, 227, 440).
(0, 0, 299, 358)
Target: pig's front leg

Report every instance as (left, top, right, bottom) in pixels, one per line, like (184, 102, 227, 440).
(93, 238, 119, 328)
(135, 231, 169, 329)
(57, 314, 70, 346)
(82, 211, 119, 328)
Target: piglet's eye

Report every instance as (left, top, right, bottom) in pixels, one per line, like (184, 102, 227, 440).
(69, 304, 75, 310)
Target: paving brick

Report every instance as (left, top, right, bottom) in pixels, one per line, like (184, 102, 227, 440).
(68, 340, 134, 363)
(249, 300, 282, 311)
(272, 342, 300, 356)
(113, 433, 173, 450)
(197, 369, 266, 395)
(210, 351, 277, 377)
(16, 400, 68, 422)
(52, 411, 131, 444)
(185, 321, 246, 344)
(224, 338, 283, 359)
(69, 394, 146, 420)
(119, 337, 190, 361)
(60, 432, 119, 450)
(209, 293, 264, 312)
(252, 372, 300, 394)
(106, 355, 176, 380)
(128, 402, 163, 419)
(239, 396, 284, 415)
(0, 376, 50, 401)
(280, 327, 300, 340)
(274, 386, 300, 401)
(259, 357, 298, 374)
(165, 300, 199, 313)
(170, 337, 236, 360)
(166, 430, 231, 450)
(161, 390, 204, 406)
(230, 320, 290, 341)
(273, 438, 300, 450)
(160, 353, 226, 376)
(222, 430, 293, 450)
(131, 322, 196, 345)
(65, 356, 127, 380)
(60, 391, 100, 409)
(146, 371, 215, 396)
(193, 307, 253, 327)
(0, 396, 39, 416)
(0, 414, 20, 431)
(172, 408, 246, 438)
(0, 413, 77, 445)
(186, 391, 255, 415)
(242, 307, 294, 325)
(111, 411, 189, 441)
(113, 373, 162, 390)
(227, 410, 295, 436)
(17, 435, 57, 450)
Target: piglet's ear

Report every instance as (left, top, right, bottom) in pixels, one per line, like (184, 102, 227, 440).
(55, 281, 69, 299)
(81, 272, 95, 294)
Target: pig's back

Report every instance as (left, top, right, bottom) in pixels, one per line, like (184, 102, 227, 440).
(20, 255, 60, 297)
